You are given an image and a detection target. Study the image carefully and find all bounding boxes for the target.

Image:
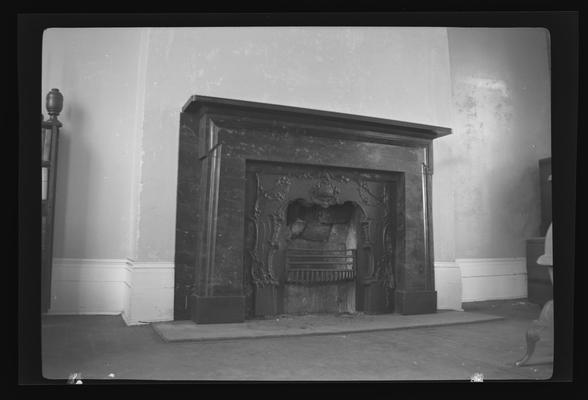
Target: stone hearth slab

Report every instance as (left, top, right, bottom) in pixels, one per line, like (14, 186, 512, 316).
(152, 311, 503, 342)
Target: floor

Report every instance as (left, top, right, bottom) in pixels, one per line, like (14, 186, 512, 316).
(41, 299, 553, 382)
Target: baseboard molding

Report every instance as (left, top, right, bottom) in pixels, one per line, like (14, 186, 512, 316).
(48, 258, 128, 315)
(49, 258, 175, 324)
(46, 311, 122, 316)
(434, 261, 463, 311)
(457, 257, 527, 302)
(123, 259, 175, 326)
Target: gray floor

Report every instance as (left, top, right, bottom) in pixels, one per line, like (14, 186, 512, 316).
(41, 299, 553, 381)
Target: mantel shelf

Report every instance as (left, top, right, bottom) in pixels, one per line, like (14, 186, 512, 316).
(182, 95, 452, 143)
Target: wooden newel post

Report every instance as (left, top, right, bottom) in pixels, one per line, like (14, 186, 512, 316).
(41, 88, 63, 313)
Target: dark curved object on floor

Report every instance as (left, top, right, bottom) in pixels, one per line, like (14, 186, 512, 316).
(515, 299, 553, 366)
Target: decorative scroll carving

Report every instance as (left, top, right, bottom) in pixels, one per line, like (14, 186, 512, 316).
(359, 218, 376, 280)
(360, 184, 396, 296)
(257, 168, 392, 211)
(379, 186, 396, 286)
(357, 180, 388, 207)
(373, 245, 395, 289)
(269, 209, 283, 245)
(246, 214, 265, 286)
(360, 219, 372, 245)
(258, 173, 292, 202)
(265, 209, 284, 285)
(309, 176, 340, 207)
(247, 174, 280, 287)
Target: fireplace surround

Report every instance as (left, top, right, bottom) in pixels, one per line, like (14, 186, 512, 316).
(174, 95, 451, 323)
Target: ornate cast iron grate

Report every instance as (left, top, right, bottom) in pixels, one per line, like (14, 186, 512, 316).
(286, 248, 356, 284)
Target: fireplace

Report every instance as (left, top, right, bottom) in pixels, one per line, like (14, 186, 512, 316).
(174, 95, 451, 323)
(243, 162, 403, 318)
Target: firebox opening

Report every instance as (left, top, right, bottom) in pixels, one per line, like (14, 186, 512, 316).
(286, 200, 357, 247)
(283, 200, 360, 314)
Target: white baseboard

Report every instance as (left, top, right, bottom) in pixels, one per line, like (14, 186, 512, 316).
(48, 258, 175, 325)
(48, 258, 128, 315)
(434, 261, 463, 311)
(457, 257, 527, 302)
(47, 311, 123, 316)
(122, 259, 175, 326)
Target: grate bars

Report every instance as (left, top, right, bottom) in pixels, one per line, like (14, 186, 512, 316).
(286, 248, 356, 284)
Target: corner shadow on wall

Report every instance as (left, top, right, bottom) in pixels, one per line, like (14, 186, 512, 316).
(48, 101, 93, 311)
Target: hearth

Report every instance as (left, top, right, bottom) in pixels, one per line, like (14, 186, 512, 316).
(174, 96, 451, 323)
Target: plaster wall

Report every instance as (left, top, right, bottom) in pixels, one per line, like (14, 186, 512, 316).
(446, 28, 551, 259)
(42, 28, 145, 260)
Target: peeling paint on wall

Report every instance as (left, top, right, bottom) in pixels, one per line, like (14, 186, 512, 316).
(448, 28, 551, 258)
(461, 76, 510, 97)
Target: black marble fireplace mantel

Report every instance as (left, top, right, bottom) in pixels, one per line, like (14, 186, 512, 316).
(174, 95, 451, 323)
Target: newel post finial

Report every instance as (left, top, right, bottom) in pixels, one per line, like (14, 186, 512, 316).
(45, 88, 63, 122)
